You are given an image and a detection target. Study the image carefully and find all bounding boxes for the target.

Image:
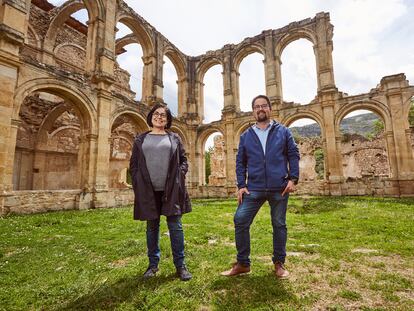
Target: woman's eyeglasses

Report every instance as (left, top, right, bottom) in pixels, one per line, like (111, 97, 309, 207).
(153, 112, 167, 118)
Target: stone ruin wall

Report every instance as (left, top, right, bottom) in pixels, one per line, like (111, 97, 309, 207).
(0, 0, 413, 215)
(208, 135, 226, 186)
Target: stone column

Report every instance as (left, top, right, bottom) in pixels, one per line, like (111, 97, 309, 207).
(314, 12, 336, 91)
(141, 54, 157, 104)
(320, 91, 343, 194)
(177, 77, 188, 117)
(222, 46, 235, 112)
(223, 118, 237, 195)
(5, 119, 21, 190)
(382, 75, 414, 181)
(263, 30, 282, 108)
(153, 35, 164, 102)
(0, 0, 27, 213)
(385, 131, 398, 178)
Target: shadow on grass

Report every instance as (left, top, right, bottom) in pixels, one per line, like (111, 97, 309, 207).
(210, 273, 298, 310)
(289, 197, 349, 214)
(58, 273, 177, 311)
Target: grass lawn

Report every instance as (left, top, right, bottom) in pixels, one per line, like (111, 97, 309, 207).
(0, 196, 413, 310)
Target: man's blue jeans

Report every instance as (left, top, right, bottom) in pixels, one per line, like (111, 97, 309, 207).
(146, 215, 185, 268)
(234, 191, 288, 266)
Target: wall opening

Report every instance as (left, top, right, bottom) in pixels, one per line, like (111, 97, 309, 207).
(339, 110, 390, 179)
(289, 118, 324, 181)
(281, 39, 317, 105)
(203, 65, 223, 124)
(239, 53, 265, 112)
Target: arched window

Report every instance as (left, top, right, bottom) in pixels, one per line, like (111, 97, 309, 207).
(203, 65, 223, 123)
(289, 118, 324, 181)
(239, 53, 265, 112)
(339, 110, 390, 178)
(281, 39, 317, 105)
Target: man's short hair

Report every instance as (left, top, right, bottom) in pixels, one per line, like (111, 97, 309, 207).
(251, 95, 271, 110)
(146, 103, 173, 129)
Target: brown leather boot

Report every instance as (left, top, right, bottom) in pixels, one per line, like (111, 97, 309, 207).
(221, 262, 251, 276)
(274, 262, 289, 279)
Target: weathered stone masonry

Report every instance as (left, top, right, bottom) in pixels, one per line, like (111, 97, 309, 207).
(0, 0, 413, 215)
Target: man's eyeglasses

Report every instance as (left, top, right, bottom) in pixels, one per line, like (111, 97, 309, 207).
(153, 112, 167, 118)
(253, 104, 270, 110)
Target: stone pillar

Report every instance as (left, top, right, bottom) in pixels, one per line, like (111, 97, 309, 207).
(94, 89, 112, 190)
(88, 0, 118, 206)
(153, 35, 164, 102)
(320, 91, 343, 193)
(85, 18, 99, 72)
(314, 12, 336, 91)
(222, 46, 236, 114)
(385, 131, 398, 178)
(142, 54, 156, 104)
(195, 80, 205, 122)
(6, 119, 21, 191)
(382, 75, 414, 181)
(177, 77, 188, 117)
(231, 69, 240, 111)
(0, 0, 27, 213)
(263, 30, 282, 108)
(223, 118, 237, 195)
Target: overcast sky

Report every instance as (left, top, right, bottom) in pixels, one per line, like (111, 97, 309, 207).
(49, 0, 413, 146)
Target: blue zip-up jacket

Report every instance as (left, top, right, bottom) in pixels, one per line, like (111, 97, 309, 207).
(236, 121, 300, 191)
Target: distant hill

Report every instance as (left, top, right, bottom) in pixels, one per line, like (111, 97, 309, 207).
(290, 113, 380, 137)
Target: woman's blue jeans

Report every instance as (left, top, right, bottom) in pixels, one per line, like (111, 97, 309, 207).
(234, 191, 288, 266)
(146, 215, 185, 268)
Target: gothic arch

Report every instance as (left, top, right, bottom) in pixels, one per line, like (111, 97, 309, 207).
(164, 45, 186, 81)
(335, 100, 392, 135)
(110, 109, 149, 133)
(116, 14, 155, 58)
(233, 43, 266, 73)
(282, 111, 325, 138)
(170, 124, 189, 148)
(196, 57, 223, 83)
(43, 0, 88, 52)
(195, 126, 225, 185)
(275, 28, 317, 58)
(196, 126, 225, 155)
(115, 33, 139, 54)
(14, 78, 97, 134)
(36, 102, 82, 145)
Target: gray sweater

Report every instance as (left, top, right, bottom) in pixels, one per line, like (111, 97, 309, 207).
(142, 133, 171, 191)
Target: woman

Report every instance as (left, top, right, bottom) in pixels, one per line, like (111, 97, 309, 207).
(129, 103, 192, 281)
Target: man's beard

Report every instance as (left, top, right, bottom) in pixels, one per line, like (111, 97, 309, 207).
(256, 111, 269, 122)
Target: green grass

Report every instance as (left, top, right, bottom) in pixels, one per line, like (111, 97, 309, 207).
(0, 196, 413, 310)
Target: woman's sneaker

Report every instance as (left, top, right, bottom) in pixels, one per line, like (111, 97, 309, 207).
(176, 266, 192, 281)
(143, 266, 159, 278)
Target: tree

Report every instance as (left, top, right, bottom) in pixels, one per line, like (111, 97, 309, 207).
(205, 146, 213, 184)
(314, 148, 324, 180)
(367, 119, 384, 140)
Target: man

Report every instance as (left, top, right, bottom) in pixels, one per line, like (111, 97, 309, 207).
(221, 95, 300, 278)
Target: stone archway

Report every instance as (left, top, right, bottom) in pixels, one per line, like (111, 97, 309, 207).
(13, 92, 90, 190)
(109, 111, 148, 189)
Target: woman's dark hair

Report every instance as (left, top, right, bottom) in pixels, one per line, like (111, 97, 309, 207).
(251, 95, 271, 110)
(146, 103, 173, 129)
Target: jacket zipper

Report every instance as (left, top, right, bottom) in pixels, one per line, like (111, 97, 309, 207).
(250, 123, 276, 191)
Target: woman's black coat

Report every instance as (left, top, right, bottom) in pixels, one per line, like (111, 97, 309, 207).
(129, 131, 191, 220)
